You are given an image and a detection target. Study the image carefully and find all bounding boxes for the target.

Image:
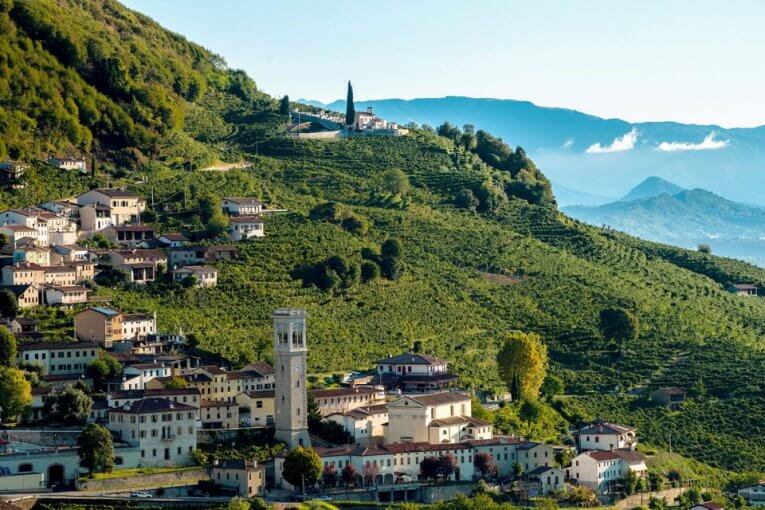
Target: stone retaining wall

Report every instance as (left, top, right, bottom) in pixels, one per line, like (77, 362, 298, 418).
(78, 468, 208, 492)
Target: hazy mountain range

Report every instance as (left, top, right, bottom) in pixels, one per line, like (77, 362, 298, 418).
(563, 177, 765, 266)
(301, 96, 765, 206)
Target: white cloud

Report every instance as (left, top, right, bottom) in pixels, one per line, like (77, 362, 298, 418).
(561, 139, 574, 151)
(656, 131, 729, 152)
(585, 128, 639, 154)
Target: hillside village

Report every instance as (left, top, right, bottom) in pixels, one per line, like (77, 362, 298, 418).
(0, 141, 760, 510)
(0, 176, 743, 506)
(1, 2, 765, 510)
(0, 182, 697, 503)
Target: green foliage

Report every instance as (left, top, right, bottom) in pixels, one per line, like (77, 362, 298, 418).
(540, 373, 564, 400)
(78, 423, 114, 475)
(0, 367, 31, 420)
(455, 188, 479, 212)
(0, 326, 17, 367)
(282, 446, 322, 488)
(44, 385, 93, 425)
(164, 376, 188, 389)
(228, 497, 251, 510)
(497, 331, 548, 400)
(360, 260, 380, 282)
(7, 0, 765, 478)
(345, 81, 355, 126)
(518, 399, 543, 426)
(0, 289, 18, 319)
(599, 307, 639, 344)
(559, 395, 765, 472)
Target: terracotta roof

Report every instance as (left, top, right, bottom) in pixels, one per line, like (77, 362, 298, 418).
(377, 352, 447, 365)
(111, 397, 196, 414)
(586, 451, 621, 461)
(109, 388, 200, 399)
(1, 225, 36, 232)
(110, 225, 154, 232)
(311, 386, 380, 398)
(428, 416, 471, 427)
(612, 449, 646, 464)
(202, 365, 227, 375)
(202, 399, 235, 408)
(214, 459, 262, 471)
(128, 363, 166, 370)
(338, 404, 389, 419)
(18, 341, 98, 351)
(405, 392, 469, 407)
(46, 285, 89, 293)
(575, 420, 636, 436)
(159, 233, 189, 241)
(245, 390, 275, 399)
(241, 362, 274, 376)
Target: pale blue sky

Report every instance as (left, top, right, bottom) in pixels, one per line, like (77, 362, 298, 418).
(123, 0, 765, 128)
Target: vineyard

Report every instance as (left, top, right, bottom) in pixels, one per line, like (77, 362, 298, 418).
(4, 0, 765, 480)
(558, 395, 765, 472)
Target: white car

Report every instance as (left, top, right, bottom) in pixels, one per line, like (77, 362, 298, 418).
(131, 491, 153, 498)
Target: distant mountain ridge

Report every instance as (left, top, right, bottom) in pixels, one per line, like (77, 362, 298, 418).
(619, 176, 685, 202)
(301, 96, 765, 205)
(564, 177, 765, 266)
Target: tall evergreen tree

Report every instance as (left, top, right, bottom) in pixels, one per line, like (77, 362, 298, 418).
(345, 81, 355, 126)
(279, 95, 290, 116)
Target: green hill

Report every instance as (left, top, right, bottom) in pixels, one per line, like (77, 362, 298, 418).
(565, 184, 765, 266)
(4, 0, 765, 478)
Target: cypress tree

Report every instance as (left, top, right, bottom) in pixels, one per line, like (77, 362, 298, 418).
(279, 95, 290, 116)
(511, 373, 522, 402)
(345, 80, 355, 126)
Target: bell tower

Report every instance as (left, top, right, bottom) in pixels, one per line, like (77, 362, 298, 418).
(273, 309, 311, 448)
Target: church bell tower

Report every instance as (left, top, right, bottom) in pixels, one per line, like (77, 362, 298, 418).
(273, 309, 311, 448)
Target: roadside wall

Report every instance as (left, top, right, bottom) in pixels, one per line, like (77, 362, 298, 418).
(78, 468, 209, 492)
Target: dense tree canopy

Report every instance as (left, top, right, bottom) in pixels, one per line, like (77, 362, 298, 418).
(496, 331, 549, 400)
(281, 447, 322, 488)
(78, 423, 114, 475)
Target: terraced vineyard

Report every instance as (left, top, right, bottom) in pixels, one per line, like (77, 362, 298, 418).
(5, 0, 765, 478)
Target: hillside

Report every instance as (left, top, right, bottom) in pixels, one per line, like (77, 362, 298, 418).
(4, 0, 765, 477)
(0, 0, 282, 167)
(564, 183, 765, 266)
(620, 176, 685, 202)
(303, 96, 765, 206)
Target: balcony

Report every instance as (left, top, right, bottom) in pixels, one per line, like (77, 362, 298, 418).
(160, 433, 176, 442)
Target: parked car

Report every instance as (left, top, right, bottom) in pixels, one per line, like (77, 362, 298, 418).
(131, 491, 153, 498)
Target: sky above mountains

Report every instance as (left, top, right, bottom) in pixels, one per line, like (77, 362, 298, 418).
(124, 0, 765, 127)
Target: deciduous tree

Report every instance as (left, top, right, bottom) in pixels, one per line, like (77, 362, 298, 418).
(78, 424, 114, 475)
(0, 367, 31, 420)
(281, 446, 322, 488)
(0, 326, 17, 367)
(496, 331, 548, 400)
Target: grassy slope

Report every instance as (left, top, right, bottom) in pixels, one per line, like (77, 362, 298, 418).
(4, 0, 765, 477)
